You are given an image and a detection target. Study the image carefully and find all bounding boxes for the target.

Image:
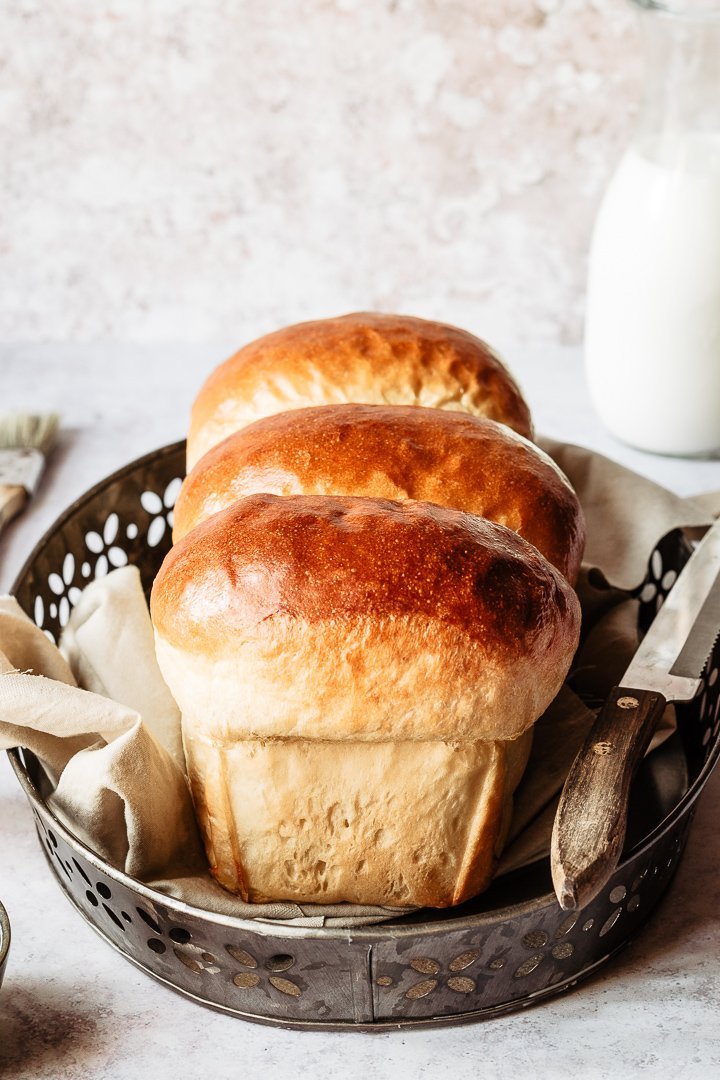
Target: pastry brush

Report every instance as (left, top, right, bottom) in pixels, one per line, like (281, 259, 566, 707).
(0, 412, 60, 536)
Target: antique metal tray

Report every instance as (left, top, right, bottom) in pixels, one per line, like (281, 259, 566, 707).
(8, 441, 720, 1030)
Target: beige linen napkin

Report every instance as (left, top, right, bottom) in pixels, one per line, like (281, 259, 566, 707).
(0, 444, 718, 927)
(0, 571, 403, 927)
(539, 438, 717, 585)
(0, 580, 199, 883)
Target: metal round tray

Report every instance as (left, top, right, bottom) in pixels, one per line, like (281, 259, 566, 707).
(8, 441, 720, 1030)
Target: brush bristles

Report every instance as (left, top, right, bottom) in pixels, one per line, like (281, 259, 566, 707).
(0, 413, 60, 455)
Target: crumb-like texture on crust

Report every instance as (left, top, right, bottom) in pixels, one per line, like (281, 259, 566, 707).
(152, 493, 581, 743)
(174, 403, 585, 581)
(186, 312, 533, 468)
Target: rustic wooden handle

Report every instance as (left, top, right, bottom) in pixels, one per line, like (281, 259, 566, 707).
(0, 483, 27, 535)
(551, 685, 667, 911)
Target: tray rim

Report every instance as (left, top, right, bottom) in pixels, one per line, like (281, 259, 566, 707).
(8, 438, 720, 941)
(0, 898, 9, 981)
(37, 830, 638, 1032)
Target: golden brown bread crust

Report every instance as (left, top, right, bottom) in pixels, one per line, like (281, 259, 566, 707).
(174, 404, 586, 582)
(152, 493, 580, 906)
(151, 493, 581, 743)
(153, 492, 576, 664)
(186, 312, 533, 469)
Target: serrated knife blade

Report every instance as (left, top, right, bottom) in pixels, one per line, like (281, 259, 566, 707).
(552, 516, 720, 912)
(623, 516, 720, 699)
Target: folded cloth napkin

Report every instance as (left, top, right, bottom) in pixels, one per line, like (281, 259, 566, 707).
(0, 573, 404, 927)
(0, 442, 718, 927)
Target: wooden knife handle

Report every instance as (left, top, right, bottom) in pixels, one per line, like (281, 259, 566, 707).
(551, 685, 667, 911)
(0, 484, 27, 535)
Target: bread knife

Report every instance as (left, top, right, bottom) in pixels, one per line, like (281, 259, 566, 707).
(551, 516, 720, 911)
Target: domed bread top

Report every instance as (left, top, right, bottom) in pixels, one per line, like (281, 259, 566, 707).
(151, 493, 581, 744)
(174, 403, 586, 582)
(186, 312, 533, 469)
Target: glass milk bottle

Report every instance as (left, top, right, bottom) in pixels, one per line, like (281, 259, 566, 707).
(585, 1, 720, 456)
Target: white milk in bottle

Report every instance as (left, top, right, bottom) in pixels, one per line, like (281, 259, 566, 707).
(585, 1, 720, 457)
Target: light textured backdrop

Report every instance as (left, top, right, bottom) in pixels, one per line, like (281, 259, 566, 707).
(1, 0, 639, 350)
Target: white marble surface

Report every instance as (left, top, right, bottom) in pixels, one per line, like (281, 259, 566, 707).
(1, 343, 720, 1079)
(0, 1, 641, 347)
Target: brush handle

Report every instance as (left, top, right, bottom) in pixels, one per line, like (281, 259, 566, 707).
(0, 484, 28, 535)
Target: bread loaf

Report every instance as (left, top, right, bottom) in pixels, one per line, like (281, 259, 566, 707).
(186, 313, 533, 469)
(151, 493, 581, 907)
(174, 403, 585, 582)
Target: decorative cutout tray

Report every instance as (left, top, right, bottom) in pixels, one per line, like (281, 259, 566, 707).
(8, 441, 720, 1030)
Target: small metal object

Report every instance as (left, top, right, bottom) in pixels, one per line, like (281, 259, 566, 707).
(623, 517, 720, 702)
(0, 900, 10, 991)
(0, 447, 46, 494)
(7, 442, 720, 1028)
(0, 413, 60, 536)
